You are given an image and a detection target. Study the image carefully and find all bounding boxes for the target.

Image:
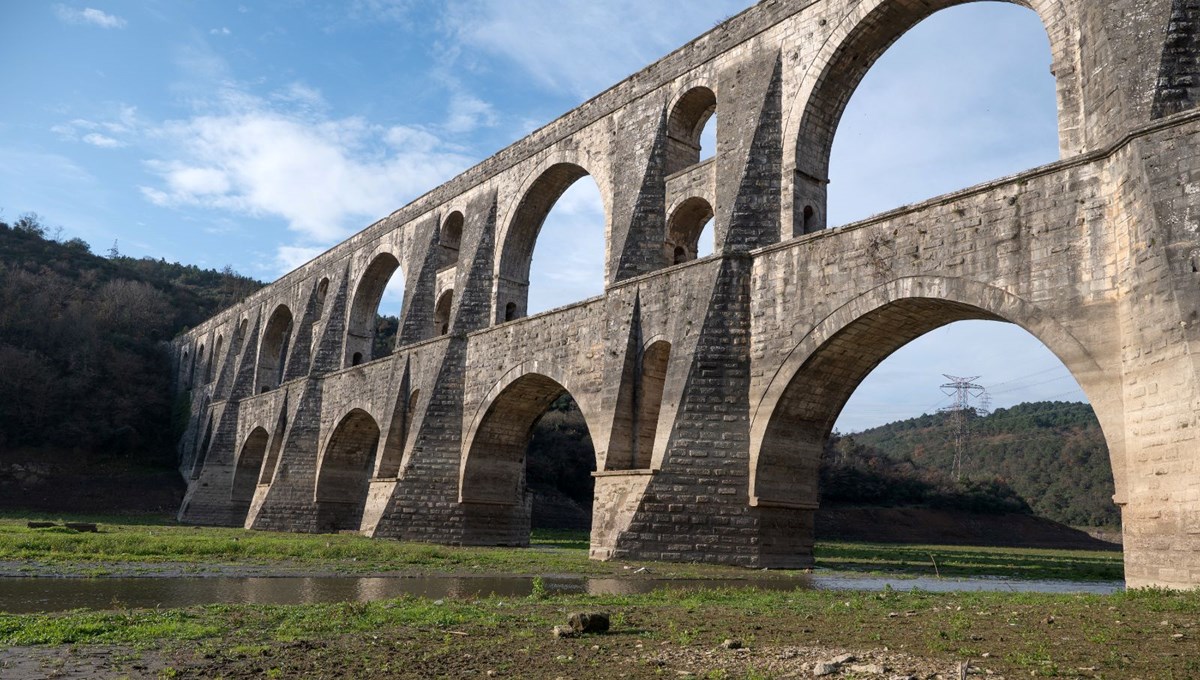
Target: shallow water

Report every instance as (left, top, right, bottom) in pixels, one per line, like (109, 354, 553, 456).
(0, 573, 1121, 614)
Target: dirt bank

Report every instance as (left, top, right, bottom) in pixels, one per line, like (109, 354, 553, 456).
(816, 506, 1119, 551)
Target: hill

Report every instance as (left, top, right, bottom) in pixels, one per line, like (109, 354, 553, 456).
(0, 213, 261, 511)
(849, 401, 1117, 528)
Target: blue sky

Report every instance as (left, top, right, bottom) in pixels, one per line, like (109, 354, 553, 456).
(0, 1, 1087, 431)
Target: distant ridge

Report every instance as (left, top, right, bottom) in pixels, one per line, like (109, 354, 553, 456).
(847, 401, 1116, 528)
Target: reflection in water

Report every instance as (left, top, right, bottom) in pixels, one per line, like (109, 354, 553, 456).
(0, 574, 1121, 615)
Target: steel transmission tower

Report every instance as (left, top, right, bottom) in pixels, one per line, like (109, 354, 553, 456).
(939, 375, 987, 481)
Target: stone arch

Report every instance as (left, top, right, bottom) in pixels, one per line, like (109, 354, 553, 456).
(461, 364, 601, 506)
(258, 408, 288, 485)
(440, 211, 464, 267)
(180, 350, 191, 389)
(633, 339, 672, 470)
(191, 414, 213, 480)
(314, 408, 381, 532)
(748, 276, 1126, 511)
(496, 157, 610, 322)
(376, 388, 420, 479)
(256, 304, 294, 393)
(666, 196, 715, 265)
(666, 86, 717, 175)
(206, 335, 223, 384)
(434, 290, 454, 336)
(345, 251, 403, 367)
(315, 277, 330, 317)
(232, 427, 270, 506)
(783, 0, 1080, 236)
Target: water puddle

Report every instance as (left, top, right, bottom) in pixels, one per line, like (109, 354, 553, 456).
(0, 574, 1121, 614)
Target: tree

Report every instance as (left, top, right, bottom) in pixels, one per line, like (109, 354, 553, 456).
(13, 212, 45, 237)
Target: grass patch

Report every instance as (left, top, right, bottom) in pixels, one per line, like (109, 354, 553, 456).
(0, 514, 1126, 582)
(1, 588, 1197, 678)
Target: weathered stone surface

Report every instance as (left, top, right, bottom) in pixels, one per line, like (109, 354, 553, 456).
(170, 0, 1200, 589)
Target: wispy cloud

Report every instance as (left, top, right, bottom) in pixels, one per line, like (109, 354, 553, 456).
(210, 27, 232, 36)
(54, 6, 127, 29)
(443, 91, 497, 135)
(50, 106, 140, 148)
(442, 0, 748, 97)
(140, 81, 473, 270)
(82, 133, 123, 148)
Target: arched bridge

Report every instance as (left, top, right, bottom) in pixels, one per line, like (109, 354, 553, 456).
(172, 0, 1200, 589)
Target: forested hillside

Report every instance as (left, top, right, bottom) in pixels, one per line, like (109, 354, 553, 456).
(850, 401, 1117, 527)
(0, 213, 261, 472)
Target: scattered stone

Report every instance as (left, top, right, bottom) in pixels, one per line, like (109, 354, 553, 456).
(849, 663, 888, 674)
(552, 626, 577, 639)
(721, 639, 744, 650)
(831, 654, 856, 664)
(26, 521, 55, 529)
(568, 612, 610, 634)
(64, 522, 98, 533)
(812, 661, 840, 676)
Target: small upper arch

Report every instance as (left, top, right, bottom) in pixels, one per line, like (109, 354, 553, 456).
(495, 153, 611, 323)
(666, 85, 717, 175)
(440, 211, 465, 268)
(345, 248, 405, 367)
(666, 196, 715, 265)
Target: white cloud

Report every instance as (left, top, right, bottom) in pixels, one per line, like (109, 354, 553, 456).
(443, 91, 497, 135)
(210, 27, 232, 36)
(54, 6, 127, 29)
(443, 0, 749, 97)
(141, 84, 473, 261)
(275, 245, 328, 271)
(51, 108, 140, 147)
(82, 132, 123, 148)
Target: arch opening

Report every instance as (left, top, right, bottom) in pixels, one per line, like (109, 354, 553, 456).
(375, 389, 419, 479)
(667, 87, 717, 174)
(434, 290, 454, 336)
(793, 1, 1063, 234)
(633, 340, 671, 470)
(345, 253, 404, 367)
(667, 197, 715, 265)
(499, 163, 605, 322)
(258, 412, 288, 485)
(190, 415, 213, 480)
(232, 427, 270, 508)
(315, 278, 330, 317)
(462, 374, 597, 534)
(257, 305, 294, 393)
(206, 336, 222, 384)
(752, 297, 1119, 535)
(181, 351, 191, 390)
(440, 212, 464, 268)
(315, 409, 380, 532)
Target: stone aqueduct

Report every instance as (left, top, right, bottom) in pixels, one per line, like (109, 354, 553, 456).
(172, 0, 1200, 588)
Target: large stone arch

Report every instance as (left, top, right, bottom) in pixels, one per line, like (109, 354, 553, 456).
(494, 156, 612, 322)
(232, 427, 270, 509)
(460, 364, 602, 507)
(344, 250, 404, 367)
(782, 0, 1082, 237)
(256, 304, 294, 393)
(749, 276, 1126, 512)
(314, 408, 382, 532)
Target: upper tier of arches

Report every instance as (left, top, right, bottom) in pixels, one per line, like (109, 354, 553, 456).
(173, 0, 1134, 395)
